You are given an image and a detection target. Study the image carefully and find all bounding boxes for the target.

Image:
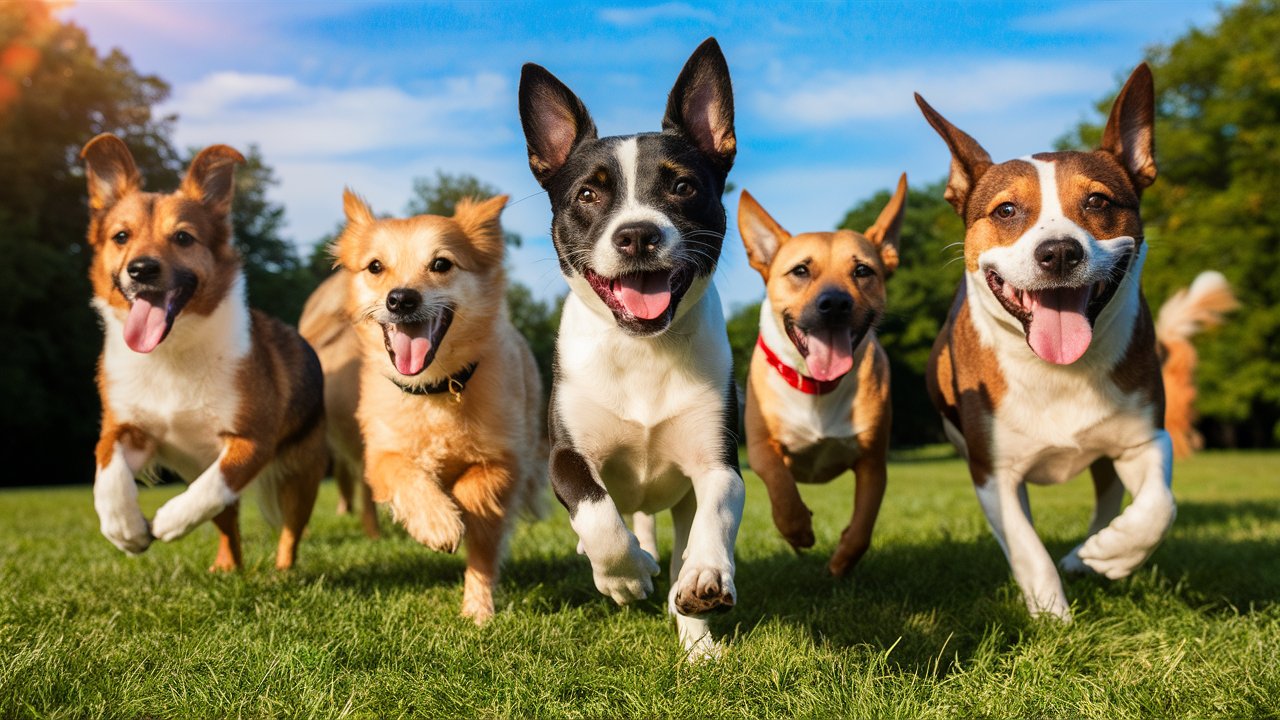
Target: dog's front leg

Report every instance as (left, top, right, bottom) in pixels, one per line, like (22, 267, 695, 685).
(1071, 430, 1175, 579)
(93, 428, 155, 554)
(552, 446, 659, 605)
(671, 464, 745, 617)
(974, 471, 1071, 620)
(368, 449, 463, 553)
(745, 394, 814, 550)
(151, 437, 263, 542)
(829, 432, 887, 577)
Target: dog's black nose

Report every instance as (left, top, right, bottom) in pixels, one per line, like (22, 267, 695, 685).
(385, 288, 421, 316)
(1035, 238, 1084, 277)
(815, 289, 854, 321)
(126, 257, 162, 283)
(613, 222, 662, 259)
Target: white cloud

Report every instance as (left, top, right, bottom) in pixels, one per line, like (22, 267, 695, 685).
(598, 3, 717, 27)
(754, 59, 1108, 128)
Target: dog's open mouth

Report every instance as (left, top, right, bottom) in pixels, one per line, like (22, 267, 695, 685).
(122, 284, 194, 354)
(583, 267, 692, 331)
(985, 252, 1131, 365)
(381, 308, 453, 377)
(784, 316, 857, 382)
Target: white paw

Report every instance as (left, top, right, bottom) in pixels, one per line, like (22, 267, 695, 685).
(399, 503, 465, 553)
(99, 509, 152, 555)
(592, 543, 659, 605)
(1028, 598, 1073, 622)
(682, 632, 724, 662)
(151, 476, 236, 542)
(1058, 546, 1093, 575)
(672, 564, 736, 616)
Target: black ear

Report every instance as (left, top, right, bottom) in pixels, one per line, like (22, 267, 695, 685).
(1101, 63, 1157, 191)
(518, 63, 598, 186)
(915, 93, 992, 217)
(662, 37, 736, 173)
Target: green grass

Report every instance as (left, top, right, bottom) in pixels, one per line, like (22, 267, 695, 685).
(2, 450, 1278, 718)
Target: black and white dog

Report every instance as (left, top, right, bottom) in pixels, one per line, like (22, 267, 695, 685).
(519, 38, 744, 657)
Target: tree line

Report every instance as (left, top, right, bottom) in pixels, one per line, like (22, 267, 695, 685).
(1, 0, 1273, 486)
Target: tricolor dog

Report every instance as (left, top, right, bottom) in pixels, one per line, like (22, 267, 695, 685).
(82, 134, 325, 571)
(916, 65, 1175, 619)
(738, 176, 906, 577)
(518, 38, 744, 656)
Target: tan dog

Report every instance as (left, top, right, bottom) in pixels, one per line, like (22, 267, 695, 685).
(739, 177, 907, 577)
(298, 271, 380, 537)
(82, 134, 325, 571)
(333, 191, 546, 623)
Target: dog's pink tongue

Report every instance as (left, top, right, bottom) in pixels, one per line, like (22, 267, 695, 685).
(1026, 286, 1093, 365)
(123, 297, 169, 354)
(614, 273, 672, 320)
(803, 327, 854, 382)
(389, 326, 432, 376)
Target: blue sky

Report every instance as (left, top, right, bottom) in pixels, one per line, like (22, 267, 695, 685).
(63, 0, 1225, 311)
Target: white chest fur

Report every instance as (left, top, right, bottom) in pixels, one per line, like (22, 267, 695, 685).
(94, 277, 251, 478)
(555, 280, 732, 514)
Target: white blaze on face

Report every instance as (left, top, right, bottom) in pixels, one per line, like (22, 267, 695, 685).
(588, 138, 679, 279)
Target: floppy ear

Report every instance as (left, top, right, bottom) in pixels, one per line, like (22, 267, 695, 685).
(915, 94, 992, 217)
(181, 144, 245, 216)
(453, 194, 508, 265)
(737, 190, 790, 280)
(80, 134, 141, 215)
(663, 37, 736, 173)
(519, 64, 598, 186)
(1101, 63, 1157, 191)
(865, 173, 908, 277)
(334, 189, 375, 271)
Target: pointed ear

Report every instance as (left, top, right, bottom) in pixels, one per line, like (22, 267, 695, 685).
(80, 134, 141, 214)
(1101, 63, 1157, 191)
(865, 173, 907, 277)
(915, 94, 992, 216)
(181, 144, 244, 215)
(343, 188, 375, 226)
(519, 64, 598, 186)
(453, 194, 508, 264)
(737, 190, 789, 279)
(663, 37, 736, 173)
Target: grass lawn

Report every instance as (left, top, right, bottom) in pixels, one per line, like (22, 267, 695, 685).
(2, 449, 1278, 718)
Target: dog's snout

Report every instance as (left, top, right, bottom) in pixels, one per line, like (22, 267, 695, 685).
(816, 290, 854, 321)
(126, 257, 162, 284)
(612, 222, 663, 259)
(385, 288, 422, 316)
(1035, 238, 1084, 278)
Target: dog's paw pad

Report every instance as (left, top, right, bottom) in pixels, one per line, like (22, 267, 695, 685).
(674, 566, 736, 616)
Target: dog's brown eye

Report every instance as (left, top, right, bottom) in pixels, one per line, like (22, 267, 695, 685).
(993, 202, 1017, 220)
(789, 264, 810, 279)
(672, 180, 695, 198)
(430, 258, 453, 273)
(854, 263, 875, 278)
(172, 230, 195, 247)
(368, 259, 383, 275)
(1085, 193, 1111, 210)
(112, 231, 129, 245)
(578, 188, 598, 204)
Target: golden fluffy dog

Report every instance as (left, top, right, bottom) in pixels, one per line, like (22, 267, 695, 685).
(739, 176, 906, 576)
(333, 191, 546, 623)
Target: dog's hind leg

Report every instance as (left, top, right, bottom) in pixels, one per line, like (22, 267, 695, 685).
(273, 450, 324, 571)
(632, 513, 659, 563)
(454, 463, 514, 625)
(1073, 431, 1175, 580)
(334, 457, 356, 516)
(668, 491, 720, 660)
(358, 470, 380, 539)
(1060, 458, 1125, 574)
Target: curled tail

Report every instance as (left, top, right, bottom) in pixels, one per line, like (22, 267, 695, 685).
(1155, 271, 1238, 458)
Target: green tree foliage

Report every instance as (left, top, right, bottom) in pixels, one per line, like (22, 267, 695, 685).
(838, 180, 966, 447)
(724, 300, 760, 390)
(1059, 0, 1280, 446)
(0, 1, 180, 484)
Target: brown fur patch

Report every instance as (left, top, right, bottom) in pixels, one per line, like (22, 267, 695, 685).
(959, 160, 1041, 272)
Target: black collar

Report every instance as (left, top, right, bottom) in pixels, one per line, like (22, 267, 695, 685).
(390, 362, 478, 399)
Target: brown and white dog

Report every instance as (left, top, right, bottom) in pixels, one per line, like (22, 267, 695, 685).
(332, 191, 545, 623)
(739, 177, 906, 577)
(82, 134, 325, 571)
(916, 65, 1176, 619)
(298, 270, 380, 537)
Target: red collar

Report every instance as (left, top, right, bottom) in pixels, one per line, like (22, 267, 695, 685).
(757, 335, 844, 395)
